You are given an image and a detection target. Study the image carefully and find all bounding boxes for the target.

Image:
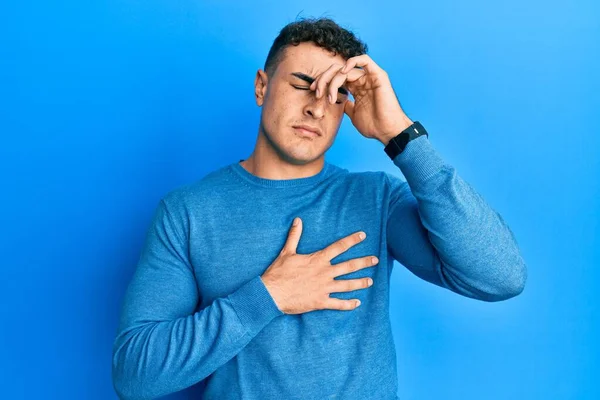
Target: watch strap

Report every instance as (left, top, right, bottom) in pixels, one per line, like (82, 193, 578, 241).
(384, 121, 428, 160)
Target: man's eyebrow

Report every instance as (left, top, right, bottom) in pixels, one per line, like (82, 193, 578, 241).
(290, 72, 348, 96)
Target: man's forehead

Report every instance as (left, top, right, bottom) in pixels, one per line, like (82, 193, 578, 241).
(282, 43, 345, 72)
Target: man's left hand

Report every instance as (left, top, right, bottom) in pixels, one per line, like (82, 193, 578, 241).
(309, 54, 413, 145)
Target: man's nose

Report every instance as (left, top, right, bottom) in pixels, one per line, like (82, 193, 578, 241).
(304, 93, 329, 118)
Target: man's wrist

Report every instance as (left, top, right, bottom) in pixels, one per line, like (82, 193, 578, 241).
(378, 116, 414, 146)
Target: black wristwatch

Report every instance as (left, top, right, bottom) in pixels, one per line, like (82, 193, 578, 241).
(383, 121, 428, 160)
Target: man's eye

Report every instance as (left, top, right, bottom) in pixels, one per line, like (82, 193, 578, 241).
(293, 86, 342, 104)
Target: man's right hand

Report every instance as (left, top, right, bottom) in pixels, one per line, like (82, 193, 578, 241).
(261, 217, 378, 315)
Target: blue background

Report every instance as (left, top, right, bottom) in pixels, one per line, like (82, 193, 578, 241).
(1, 1, 598, 399)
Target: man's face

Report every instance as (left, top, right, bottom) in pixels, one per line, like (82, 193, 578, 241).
(254, 41, 349, 165)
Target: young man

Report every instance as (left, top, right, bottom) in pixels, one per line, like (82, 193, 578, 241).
(112, 17, 527, 400)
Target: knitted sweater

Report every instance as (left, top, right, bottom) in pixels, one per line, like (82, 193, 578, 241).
(112, 135, 527, 399)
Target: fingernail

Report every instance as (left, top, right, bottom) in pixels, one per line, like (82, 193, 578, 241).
(355, 300, 361, 307)
(316, 88, 320, 98)
(359, 232, 366, 240)
(328, 94, 332, 103)
(293, 217, 299, 226)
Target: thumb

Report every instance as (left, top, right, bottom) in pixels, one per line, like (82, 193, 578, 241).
(344, 99, 355, 119)
(283, 217, 302, 254)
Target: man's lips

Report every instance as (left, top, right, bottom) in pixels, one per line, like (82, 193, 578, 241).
(293, 125, 321, 136)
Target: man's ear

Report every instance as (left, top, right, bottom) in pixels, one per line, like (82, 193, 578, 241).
(254, 69, 268, 106)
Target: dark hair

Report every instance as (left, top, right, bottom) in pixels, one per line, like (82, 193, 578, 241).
(263, 17, 368, 77)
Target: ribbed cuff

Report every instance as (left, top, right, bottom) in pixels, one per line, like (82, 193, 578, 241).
(392, 135, 447, 188)
(228, 275, 284, 337)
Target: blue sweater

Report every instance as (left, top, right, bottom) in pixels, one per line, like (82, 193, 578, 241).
(112, 135, 527, 399)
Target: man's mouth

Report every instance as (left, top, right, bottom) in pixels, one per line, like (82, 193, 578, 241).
(294, 127, 320, 138)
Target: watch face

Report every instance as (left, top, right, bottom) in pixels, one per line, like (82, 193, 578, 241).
(412, 121, 428, 137)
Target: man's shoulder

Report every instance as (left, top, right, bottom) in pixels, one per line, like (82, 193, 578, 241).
(331, 163, 410, 201)
(331, 163, 390, 187)
(161, 162, 235, 209)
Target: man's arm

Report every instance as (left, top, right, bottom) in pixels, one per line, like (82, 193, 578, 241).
(317, 53, 526, 300)
(112, 198, 283, 400)
(384, 135, 527, 301)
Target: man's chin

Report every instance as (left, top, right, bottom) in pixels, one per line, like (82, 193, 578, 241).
(282, 151, 323, 166)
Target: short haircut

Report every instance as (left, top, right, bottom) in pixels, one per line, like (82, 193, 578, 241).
(263, 17, 368, 77)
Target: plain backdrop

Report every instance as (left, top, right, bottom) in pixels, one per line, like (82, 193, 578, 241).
(1, 1, 598, 399)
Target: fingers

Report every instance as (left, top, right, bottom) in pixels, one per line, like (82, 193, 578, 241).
(310, 54, 382, 106)
(330, 276, 373, 293)
(322, 297, 362, 311)
(331, 255, 378, 278)
(282, 217, 303, 255)
(310, 64, 364, 105)
(310, 63, 344, 104)
(327, 69, 362, 104)
(319, 231, 366, 261)
(308, 55, 382, 106)
(340, 54, 383, 75)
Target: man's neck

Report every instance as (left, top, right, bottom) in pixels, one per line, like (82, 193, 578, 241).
(239, 156, 325, 180)
(239, 129, 325, 180)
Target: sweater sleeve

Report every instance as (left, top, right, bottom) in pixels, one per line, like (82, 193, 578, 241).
(111, 198, 284, 400)
(385, 135, 527, 302)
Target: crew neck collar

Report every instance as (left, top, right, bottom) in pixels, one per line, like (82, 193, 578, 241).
(229, 159, 334, 188)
